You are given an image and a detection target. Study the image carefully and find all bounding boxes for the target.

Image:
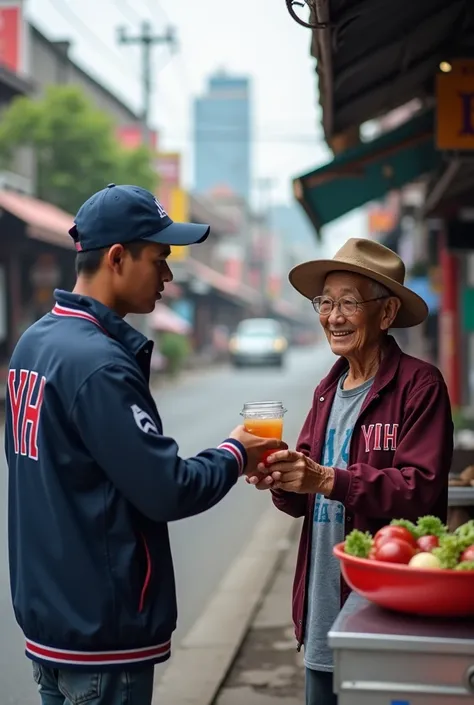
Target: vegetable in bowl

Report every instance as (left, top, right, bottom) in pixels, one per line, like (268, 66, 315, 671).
(343, 515, 474, 571)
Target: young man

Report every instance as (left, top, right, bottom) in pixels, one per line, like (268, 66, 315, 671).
(5, 184, 283, 705)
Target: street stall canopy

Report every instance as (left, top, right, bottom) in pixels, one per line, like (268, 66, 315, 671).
(311, 0, 474, 143)
(293, 109, 441, 233)
(0, 189, 74, 248)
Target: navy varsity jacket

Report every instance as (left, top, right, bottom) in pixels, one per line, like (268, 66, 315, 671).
(5, 290, 246, 671)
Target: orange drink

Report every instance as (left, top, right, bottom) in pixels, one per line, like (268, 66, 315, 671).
(241, 401, 286, 463)
(243, 417, 283, 440)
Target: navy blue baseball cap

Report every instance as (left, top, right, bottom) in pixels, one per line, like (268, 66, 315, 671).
(69, 183, 210, 252)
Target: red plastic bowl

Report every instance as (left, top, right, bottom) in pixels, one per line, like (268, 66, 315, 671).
(334, 542, 474, 617)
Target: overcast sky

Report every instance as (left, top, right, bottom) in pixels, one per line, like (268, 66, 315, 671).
(27, 0, 365, 255)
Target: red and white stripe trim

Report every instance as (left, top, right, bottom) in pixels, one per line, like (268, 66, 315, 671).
(25, 637, 171, 667)
(218, 440, 245, 475)
(51, 304, 108, 335)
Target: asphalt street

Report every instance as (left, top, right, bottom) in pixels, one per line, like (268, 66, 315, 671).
(0, 343, 334, 704)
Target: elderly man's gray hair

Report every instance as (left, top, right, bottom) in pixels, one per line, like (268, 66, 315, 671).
(368, 280, 392, 299)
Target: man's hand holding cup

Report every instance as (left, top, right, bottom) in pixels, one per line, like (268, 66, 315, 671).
(229, 425, 287, 476)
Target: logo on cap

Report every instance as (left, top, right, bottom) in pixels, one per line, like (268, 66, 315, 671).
(153, 197, 168, 219)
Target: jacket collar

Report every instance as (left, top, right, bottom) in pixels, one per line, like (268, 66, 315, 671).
(52, 289, 152, 357)
(318, 335, 402, 397)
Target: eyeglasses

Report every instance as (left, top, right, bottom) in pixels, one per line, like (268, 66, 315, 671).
(312, 295, 390, 317)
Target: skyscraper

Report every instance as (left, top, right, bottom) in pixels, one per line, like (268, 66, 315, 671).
(193, 70, 251, 203)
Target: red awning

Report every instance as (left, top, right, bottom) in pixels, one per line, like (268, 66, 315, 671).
(149, 303, 190, 335)
(187, 258, 258, 305)
(0, 189, 74, 248)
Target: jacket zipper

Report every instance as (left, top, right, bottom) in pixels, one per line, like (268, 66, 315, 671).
(138, 532, 152, 613)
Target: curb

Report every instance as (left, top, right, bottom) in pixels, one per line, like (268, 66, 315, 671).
(152, 508, 299, 705)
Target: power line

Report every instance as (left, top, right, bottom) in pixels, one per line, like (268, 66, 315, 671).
(164, 132, 326, 144)
(139, 0, 169, 22)
(52, 0, 138, 83)
(111, 0, 142, 25)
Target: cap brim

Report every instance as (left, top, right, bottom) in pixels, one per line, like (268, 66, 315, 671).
(145, 221, 210, 247)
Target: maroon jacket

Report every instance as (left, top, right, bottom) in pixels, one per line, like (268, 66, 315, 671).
(271, 336, 453, 647)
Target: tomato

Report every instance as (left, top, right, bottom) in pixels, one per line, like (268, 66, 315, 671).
(374, 538, 416, 564)
(461, 545, 474, 562)
(374, 525, 417, 549)
(416, 535, 439, 552)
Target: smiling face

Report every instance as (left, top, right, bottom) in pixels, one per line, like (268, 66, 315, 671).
(319, 271, 401, 359)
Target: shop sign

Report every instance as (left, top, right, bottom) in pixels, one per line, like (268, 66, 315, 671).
(436, 58, 474, 150)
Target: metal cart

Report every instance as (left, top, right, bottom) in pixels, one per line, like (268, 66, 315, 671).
(328, 593, 474, 703)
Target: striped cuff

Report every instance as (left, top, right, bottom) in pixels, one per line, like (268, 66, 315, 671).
(218, 439, 247, 476)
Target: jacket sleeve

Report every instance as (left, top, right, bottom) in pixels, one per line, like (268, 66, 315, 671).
(70, 363, 247, 522)
(329, 379, 453, 519)
(271, 399, 315, 518)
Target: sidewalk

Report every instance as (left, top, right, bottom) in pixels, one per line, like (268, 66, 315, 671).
(215, 523, 304, 705)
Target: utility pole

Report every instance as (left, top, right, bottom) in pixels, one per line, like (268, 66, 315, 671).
(117, 21, 177, 338)
(117, 20, 177, 146)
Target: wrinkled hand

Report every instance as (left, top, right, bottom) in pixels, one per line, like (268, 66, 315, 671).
(246, 449, 334, 495)
(229, 425, 288, 475)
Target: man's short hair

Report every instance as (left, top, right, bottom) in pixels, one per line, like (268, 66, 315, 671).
(75, 241, 150, 277)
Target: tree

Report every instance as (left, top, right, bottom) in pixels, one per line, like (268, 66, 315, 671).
(0, 85, 157, 214)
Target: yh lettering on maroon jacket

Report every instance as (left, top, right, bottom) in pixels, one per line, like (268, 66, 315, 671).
(361, 423, 399, 452)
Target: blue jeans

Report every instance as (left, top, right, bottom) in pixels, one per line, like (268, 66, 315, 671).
(32, 661, 154, 705)
(305, 668, 338, 705)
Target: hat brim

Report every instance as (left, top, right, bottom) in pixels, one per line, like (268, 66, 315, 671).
(289, 259, 429, 328)
(144, 221, 210, 247)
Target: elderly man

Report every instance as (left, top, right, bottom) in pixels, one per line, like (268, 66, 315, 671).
(248, 238, 453, 705)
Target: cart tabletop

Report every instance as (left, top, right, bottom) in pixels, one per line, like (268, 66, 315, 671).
(328, 593, 474, 654)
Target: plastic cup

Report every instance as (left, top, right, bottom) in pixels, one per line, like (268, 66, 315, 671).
(240, 401, 287, 463)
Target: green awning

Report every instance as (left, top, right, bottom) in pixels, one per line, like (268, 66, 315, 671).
(294, 109, 441, 236)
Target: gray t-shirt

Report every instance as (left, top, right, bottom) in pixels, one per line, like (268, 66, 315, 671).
(304, 373, 374, 672)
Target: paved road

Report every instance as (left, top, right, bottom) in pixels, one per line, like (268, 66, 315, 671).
(0, 344, 334, 704)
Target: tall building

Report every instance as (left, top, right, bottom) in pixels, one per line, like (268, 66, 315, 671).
(193, 70, 251, 203)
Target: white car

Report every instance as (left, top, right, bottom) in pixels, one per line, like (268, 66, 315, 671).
(229, 318, 288, 368)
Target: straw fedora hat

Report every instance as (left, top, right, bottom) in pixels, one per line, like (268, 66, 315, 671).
(289, 238, 428, 328)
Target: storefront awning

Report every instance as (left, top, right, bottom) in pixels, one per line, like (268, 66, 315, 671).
(149, 303, 191, 335)
(293, 110, 441, 235)
(308, 0, 474, 142)
(0, 190, 74, 248)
